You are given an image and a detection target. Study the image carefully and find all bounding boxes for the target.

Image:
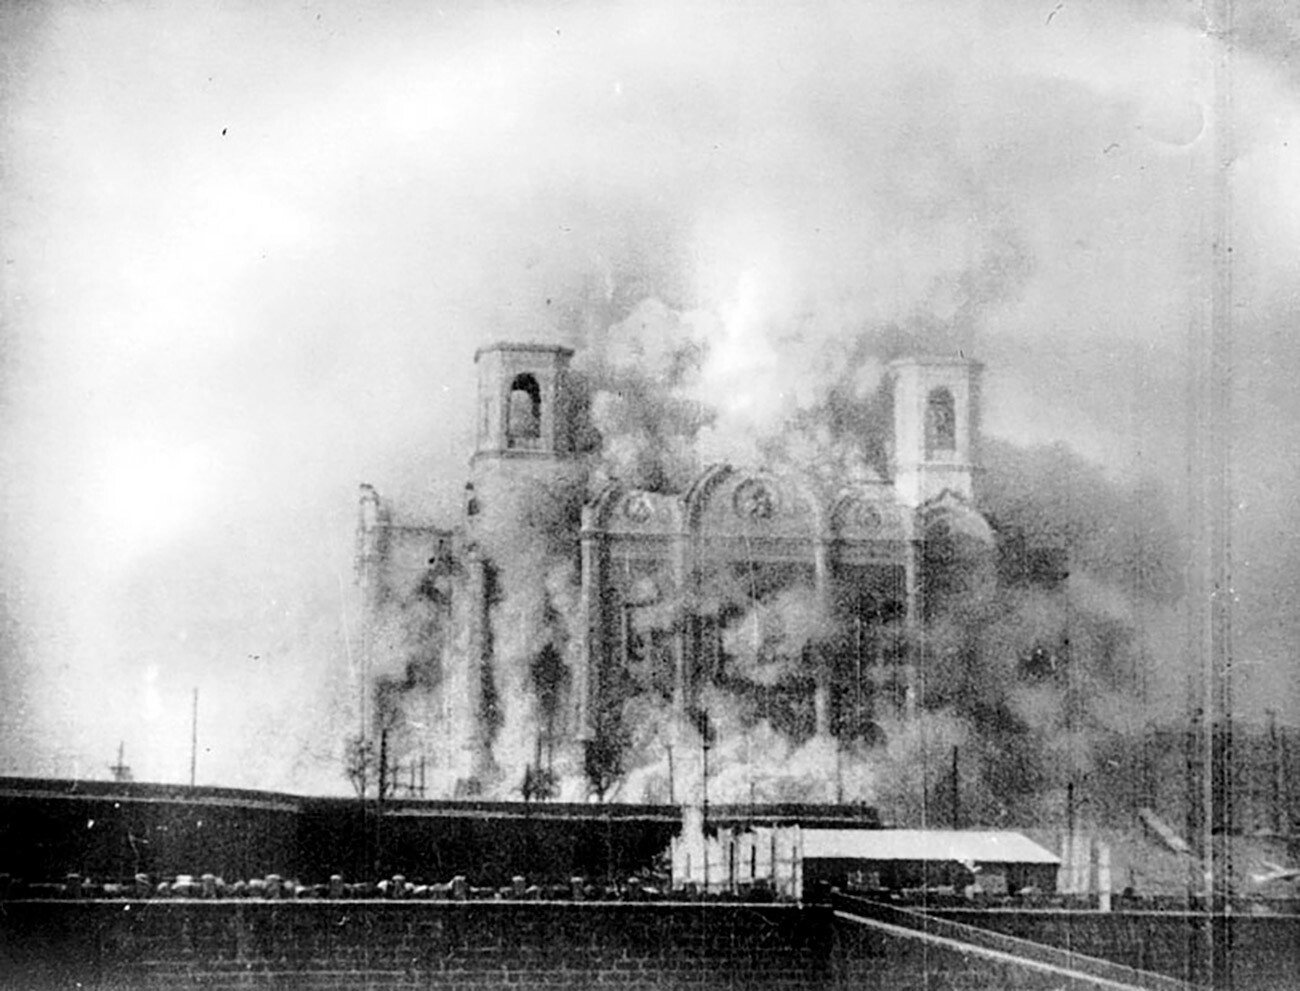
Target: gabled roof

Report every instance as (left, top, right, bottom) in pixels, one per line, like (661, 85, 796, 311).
(801, 829, 1060, 865)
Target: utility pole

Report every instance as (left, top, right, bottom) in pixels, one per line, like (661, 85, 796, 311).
(109, 741, 132, 783)
(1183, 4, 1235, 985)
(702, 725, 711, 894)
(666, 741, 675, 806)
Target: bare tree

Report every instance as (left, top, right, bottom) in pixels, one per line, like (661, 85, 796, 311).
(343, 733, 379, 799)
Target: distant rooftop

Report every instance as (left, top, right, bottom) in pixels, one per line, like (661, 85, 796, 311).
(802, 829, 1060, 865)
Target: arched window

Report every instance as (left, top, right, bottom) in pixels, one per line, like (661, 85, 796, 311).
(925, 387, 956, 456)
(506, 374, 541, 447)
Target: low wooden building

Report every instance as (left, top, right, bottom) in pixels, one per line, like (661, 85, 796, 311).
(801, 828, 1060, 895)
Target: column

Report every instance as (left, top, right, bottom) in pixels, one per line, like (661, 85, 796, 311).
(671, 525, 689, 722)
(576, 509, 602, 740)
(463, 548, 491, 777)
(903, 539, 922, 719)
(813, 539, 832, 737)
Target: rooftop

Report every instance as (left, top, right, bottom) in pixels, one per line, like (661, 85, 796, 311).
(801, 829, 1061, 865)
(474, 341, 575, 360)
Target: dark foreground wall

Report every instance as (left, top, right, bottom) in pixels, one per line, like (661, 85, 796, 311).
(0, 780, 682, 884)
(1, 899, 1229, 991)
(0, 779, 301, 882)
(0, 778, 878, 886)
(298, 800, 680, 885)
(0, 901, 834, 991)
(934, 907, 1300, 991)
(830, 913, 1173, 991)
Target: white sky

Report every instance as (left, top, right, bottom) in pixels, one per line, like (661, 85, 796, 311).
(2, 0, 1298, 790)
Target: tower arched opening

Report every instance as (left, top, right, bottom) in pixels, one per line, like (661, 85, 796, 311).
(506, 373, 542, 447)
(925, 387, 956, 456)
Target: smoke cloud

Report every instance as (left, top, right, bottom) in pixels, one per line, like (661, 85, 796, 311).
(2, 0, 1298, 797)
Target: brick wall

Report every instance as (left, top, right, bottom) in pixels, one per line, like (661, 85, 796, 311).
(0, 901, 835, 990)
(9, 898, 1295, 990)
(831, 916, 1152, 991)
(933, 907, 1300, 991)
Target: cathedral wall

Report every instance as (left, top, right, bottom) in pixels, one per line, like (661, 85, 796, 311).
(355, 343, 991, 800)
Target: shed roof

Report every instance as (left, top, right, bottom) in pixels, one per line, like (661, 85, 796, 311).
(801, 829, 1060, 866)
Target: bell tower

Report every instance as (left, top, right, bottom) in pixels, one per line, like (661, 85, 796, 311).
(466, 340, 583, 546)
(889, 356, 982, 508)
(464, 342, 584, 789)
(473, 343, 574, 462)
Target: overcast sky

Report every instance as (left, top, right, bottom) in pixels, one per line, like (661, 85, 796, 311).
(1, 0, 1297, 791)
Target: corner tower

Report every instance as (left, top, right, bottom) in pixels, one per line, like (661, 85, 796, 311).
(463, 343, 584, 791)
(889, 356, 983, 509)
(473, 343, 575, 462)
(468, 342, 582, 540)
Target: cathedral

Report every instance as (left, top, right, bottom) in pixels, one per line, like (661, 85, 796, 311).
(355, 342, 992, 800)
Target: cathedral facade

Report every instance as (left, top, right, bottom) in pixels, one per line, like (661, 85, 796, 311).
(355, 343, 991, 800)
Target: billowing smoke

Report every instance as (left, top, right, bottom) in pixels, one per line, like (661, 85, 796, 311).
(479, 543, 585, 801)
(722, 586, 832, 688)
(356, 271, 1188, 824)
(557, 296, 1187, 821)
(8, 1, 1299, 800)
(577, 299, 715, 492)
(358, 451, 596, 800)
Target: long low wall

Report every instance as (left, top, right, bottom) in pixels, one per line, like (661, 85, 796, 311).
(0, 778, 878, 886)
(0, 780, 683, 884)
(0, 901, 835, 991)
(831, 909, 1184, 990)
(0, 779, 302, 883)
(932, 907, 1300, 991)
(9, 898, 1299, 990)
(833, 894, 1192, 990)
